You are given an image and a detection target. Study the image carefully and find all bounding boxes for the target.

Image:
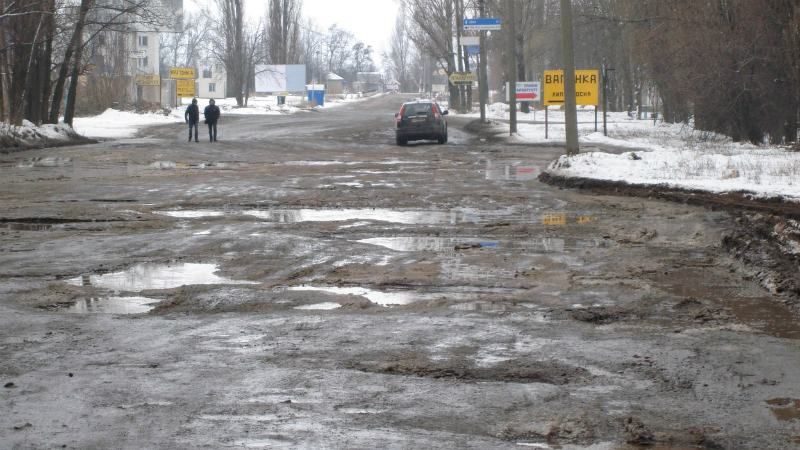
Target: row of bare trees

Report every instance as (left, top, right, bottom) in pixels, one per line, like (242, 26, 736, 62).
(397, 0, 799, 145)
(0, 0, 169, 127)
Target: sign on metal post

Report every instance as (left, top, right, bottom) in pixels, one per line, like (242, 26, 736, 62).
(176, 79, 195, 97)
(461, 36, 480, 46)
(129, 50, 147, 59)
(463, 18, 501, 31)
(465, 46, 480, 56)
(135, 74, 160, 86)
(449, 72, 477, 85)
(543, 69, 599, 106)
(515, 81, 540, 102)
(169, 67, 196, 80)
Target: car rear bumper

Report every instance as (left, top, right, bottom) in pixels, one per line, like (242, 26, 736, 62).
(397, 126, 442, 140)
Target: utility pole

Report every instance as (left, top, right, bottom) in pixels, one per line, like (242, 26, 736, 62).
(560, 0, 579, 155)
(478, 0, 488, 123)
(506, 0, 517, 135)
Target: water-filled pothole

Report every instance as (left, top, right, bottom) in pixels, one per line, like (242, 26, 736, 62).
(66, 296, 158, 314)
(294, 302, 342, 311)
(157, 208, 524, 225)
(66, 263, 257, 291)
(287, 286, 418, 306)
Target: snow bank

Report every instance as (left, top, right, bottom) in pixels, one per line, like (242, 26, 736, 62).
(72, 109, 183, 139)
(0, 121, 84, 150)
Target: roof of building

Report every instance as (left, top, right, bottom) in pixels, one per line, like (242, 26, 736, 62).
(326, 73, 344, 81)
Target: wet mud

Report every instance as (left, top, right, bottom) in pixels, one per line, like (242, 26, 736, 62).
(1, 95, 799, 449)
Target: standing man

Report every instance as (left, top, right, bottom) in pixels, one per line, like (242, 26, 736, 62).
(184, 98, 199, 142)
(203, 99, 221, 142)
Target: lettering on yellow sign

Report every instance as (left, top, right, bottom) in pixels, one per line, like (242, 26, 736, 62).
(170, 67, 196, 79)
(543, 69, 600, 106)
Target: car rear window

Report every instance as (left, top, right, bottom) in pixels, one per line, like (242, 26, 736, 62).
(403, 103, 432, 116)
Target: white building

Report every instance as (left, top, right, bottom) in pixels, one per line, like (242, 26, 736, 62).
(196, 63, 227, 99)
(129, 31, 161, 105)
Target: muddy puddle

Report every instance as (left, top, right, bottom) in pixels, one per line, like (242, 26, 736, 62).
(484, 161, 541, 181)
(294, 302, 342, 311)
(0, 222, 58, 232)
(287, 286, 419, 306)
(66, 296, 158, 314)
(726, 299, 800, 339)
(157, 207, 606, 227)
(66, 263, 257, 292)
(766, 398, 800, 421)
(357, 236, 612, 253)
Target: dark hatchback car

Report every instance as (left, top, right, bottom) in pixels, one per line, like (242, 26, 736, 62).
(394, 100, 449, 145)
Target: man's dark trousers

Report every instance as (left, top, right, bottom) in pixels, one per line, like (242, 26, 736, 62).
(207, 121, 217, 142)
(188, 121, 198, 142)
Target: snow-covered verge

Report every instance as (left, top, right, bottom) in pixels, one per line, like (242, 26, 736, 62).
(0, 121, 89, 151)
(3, 92, 387, 149)
(462, 103, 800, 202)
(72, 109, 183, 139)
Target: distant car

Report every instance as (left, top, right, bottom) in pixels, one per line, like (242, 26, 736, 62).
(394, 100, 448, 145)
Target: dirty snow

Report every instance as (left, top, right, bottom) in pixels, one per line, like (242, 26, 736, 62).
(462, 103, 800, 201)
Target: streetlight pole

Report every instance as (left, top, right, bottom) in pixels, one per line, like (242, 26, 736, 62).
(560, 0, 579, 155)
(479, 0, 488, 123)
(506, 0, 517, 135)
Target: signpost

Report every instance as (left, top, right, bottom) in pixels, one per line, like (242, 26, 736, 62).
(129, 50, 147, 59)
(135, 74, 160, 86)
(176, 79, 195, 97)
(463, 18, 502, 31)
(449, 72, 477, 85)
(543, 69, 600, 138)
(514, 81, 540, 102)
(461, 36, 480, 46)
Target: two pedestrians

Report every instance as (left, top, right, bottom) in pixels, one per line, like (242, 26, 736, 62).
(185, 98, 222, 143)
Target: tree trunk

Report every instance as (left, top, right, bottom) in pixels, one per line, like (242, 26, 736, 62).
(63, 0, 93, 126)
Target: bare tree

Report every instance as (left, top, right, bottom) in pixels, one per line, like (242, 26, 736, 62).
(389, 8, 414, 91)
(266, 0, 302, 64)
(322, 25, 353, 75)
(404, 0, 460, 106)
(211, 0, 246, 106)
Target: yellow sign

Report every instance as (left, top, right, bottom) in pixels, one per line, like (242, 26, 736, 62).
(135, 74, 160, 86)
(176, 79, 196, 97)
(543, 69, 599, 106)
(170, 67, 196, 79)
(449, 72, 477, 84)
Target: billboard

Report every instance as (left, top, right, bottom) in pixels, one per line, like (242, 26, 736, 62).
(255, 65, 306, 93)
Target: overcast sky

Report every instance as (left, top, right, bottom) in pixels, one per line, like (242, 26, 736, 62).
(185, 0, 399, 62)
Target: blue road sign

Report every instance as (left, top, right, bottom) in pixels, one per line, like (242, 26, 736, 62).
(463, 18, 502, 31)
(466, 45, 480, 56)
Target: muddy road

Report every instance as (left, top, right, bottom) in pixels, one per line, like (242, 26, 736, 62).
(1, 94, 799, 449)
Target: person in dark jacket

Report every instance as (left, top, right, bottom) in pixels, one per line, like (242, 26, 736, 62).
(203, 99, 221, 142)
(184, 98, 200, 142)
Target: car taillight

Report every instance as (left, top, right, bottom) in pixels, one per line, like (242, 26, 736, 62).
(397, 106, 405, 122)
(433, 107, 441, 120)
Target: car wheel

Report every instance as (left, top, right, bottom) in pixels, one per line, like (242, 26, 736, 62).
(437, 133, 446, 145)
(396, 136, 407, 146)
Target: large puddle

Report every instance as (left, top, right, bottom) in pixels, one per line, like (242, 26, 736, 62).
(287, 286, 418, 306)
(66, 263, 257, 291)
(158, 208, 602, 227)
(357, 236, 611, 253)
(159, 208, 522, 225)
(66, 296, 159, 314)
(484, 161, 541, 181)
